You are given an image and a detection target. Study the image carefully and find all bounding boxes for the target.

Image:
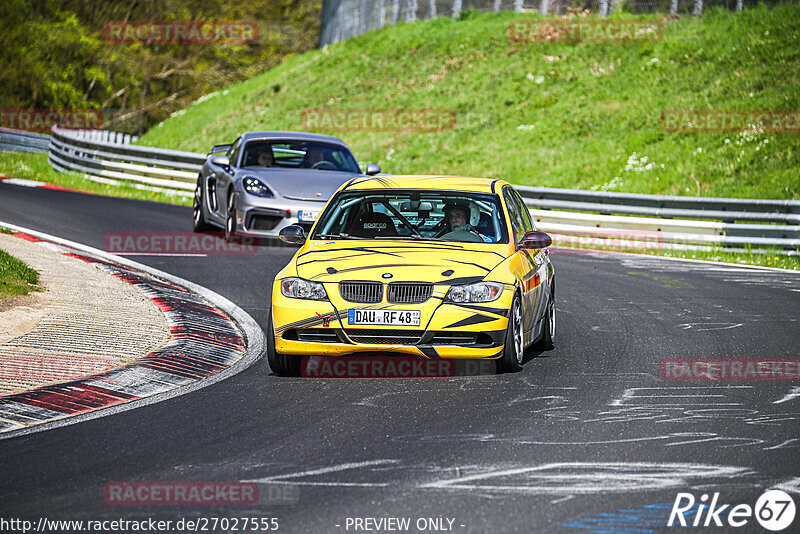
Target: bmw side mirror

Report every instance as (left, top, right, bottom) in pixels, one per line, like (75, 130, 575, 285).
(210, 155, 230, 168)
(519, 230, 552, 250)
(279, 225, 306, 245)
(365, 163, 381, 176)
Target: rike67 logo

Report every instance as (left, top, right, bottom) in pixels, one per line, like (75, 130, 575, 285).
(668, 490, 795, 531)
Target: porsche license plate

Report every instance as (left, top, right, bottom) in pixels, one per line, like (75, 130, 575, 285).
(298, 210, 318, 222)
(348, 309, 421, 326)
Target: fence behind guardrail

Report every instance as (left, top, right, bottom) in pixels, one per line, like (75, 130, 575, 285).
(318, 0, 784, 46)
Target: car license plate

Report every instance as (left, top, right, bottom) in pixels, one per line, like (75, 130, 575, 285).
(298, 210, 318, 222)
(348, 309, 421, 326)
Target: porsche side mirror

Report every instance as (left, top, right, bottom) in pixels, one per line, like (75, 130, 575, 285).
(365, 163, 381, 176)
(210, 155, 230, 168)
(279, 225, 306, 245)
(519, 230, 552, 250)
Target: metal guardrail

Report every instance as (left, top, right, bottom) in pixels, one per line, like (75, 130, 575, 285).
(517, 187, 800, 251)
(0, 128, 51, 153)
(47, 128, 203, 193)
(1, 126, 796, 252)
(517, 186, 800, 224)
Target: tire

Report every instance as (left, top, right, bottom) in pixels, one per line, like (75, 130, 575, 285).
(498, 294, 524, 373)
(533, 282, 556, 351)
(267, 314, 301, 376)
(192, 175, 213, 232)
(224, 190, 236, 242)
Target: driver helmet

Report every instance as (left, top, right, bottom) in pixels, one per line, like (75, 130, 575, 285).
(443, 201, 480, 227)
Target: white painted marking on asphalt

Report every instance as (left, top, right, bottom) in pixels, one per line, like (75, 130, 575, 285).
(421, 462, 753, 495)
(774, 386, 800, 404)
(609, 386, 752, 407)
(774, 478, 800, 494)
(763, 440, 800, 450)
(245, 460, 399, 487)
(678, 322, 743, 331)
(117, 253, 209, 257)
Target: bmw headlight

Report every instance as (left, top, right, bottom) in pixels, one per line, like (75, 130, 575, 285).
(445, 282, 503, 303)
(281, 277, 328, 301)
(243, 176, 274, 198)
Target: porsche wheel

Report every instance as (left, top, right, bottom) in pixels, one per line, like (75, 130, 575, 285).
(192, 176, 213, 232)
(225, 191, 236, 242)
(498, 294, 524, 373)
(267, 314, 301, 376)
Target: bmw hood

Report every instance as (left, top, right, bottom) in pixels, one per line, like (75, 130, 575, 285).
(295, 241, 507, 284)
(241, 168, 360, 201)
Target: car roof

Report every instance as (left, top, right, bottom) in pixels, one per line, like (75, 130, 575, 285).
(239, 131, 348, 146)
(343, 175, 506, 193)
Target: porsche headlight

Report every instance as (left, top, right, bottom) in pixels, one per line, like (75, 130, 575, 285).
(243, 176, 274, 198)
(445, 282, 503, 303)
(281, 277, 328, 301)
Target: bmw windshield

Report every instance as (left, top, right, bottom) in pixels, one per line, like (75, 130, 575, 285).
(312, 190, 509, 244)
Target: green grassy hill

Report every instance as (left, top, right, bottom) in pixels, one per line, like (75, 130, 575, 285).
(138, 4, 800, 199)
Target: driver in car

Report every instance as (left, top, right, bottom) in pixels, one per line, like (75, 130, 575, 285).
(441, 202, 488, 243)
(304, 146, 326, 168)
(257, 147, 274, 167)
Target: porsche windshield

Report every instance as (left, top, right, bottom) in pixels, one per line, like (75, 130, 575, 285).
(312, 190, 509, 244)
(241, 140, 360, 173)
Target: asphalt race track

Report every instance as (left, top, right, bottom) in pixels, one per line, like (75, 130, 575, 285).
(1, 182, 799, 533)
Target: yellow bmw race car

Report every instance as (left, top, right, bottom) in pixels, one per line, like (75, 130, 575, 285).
(268, 175, 555, 375)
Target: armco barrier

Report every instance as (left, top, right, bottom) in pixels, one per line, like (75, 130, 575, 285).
(47, 128, 203, 192)
(2, 127, 796, 252)
(0, 128, 51, 154)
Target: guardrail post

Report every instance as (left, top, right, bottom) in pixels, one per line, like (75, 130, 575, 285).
(452, 0, 462, 18)
(406, 0, 417, 23)
(693, 0, 703, 16)
(376, 0, 386, 27)
(736, 0, 743, 11)
(514, 0, 523, 12)
(599, 0, 610, 16)
(540, 0, 549, 15)
(391, 0, 400, 24)
(494, 0, 501, 12)
(428, 0, 436, 17)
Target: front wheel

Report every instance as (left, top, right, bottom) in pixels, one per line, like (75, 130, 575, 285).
(192, 176, 213, 232)
(267, 314, 301, 376)
(498, 294, 524, 373)
(225, 192, 236, 242)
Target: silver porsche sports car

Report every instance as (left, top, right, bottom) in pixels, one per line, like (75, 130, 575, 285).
(192, 131, 379, 240)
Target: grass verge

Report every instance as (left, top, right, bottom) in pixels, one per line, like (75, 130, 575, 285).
(0, 248, 41, 300)
(139, 4, 799, 200)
